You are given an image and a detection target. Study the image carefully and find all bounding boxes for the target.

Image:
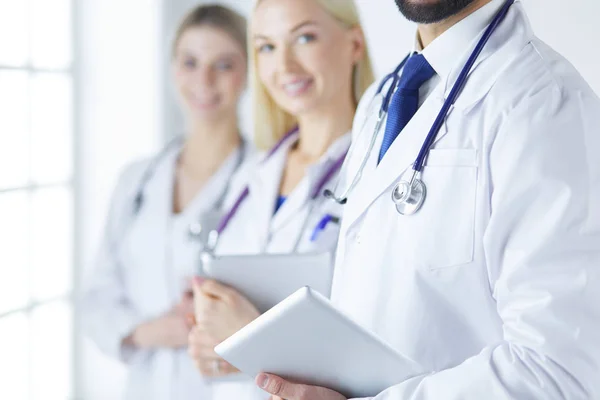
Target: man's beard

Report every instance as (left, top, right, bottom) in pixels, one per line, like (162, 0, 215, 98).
(394, 0, 477, 23)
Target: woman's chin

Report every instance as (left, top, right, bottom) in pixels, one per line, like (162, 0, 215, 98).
(281, 100, 322, 118)
(187, 105, 229, 121)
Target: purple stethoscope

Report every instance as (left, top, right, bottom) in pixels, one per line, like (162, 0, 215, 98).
(203, 127, 348, 251)
(325, 0, 514, 215)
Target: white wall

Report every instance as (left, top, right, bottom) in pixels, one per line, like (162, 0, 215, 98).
(76, 0, 162, 398)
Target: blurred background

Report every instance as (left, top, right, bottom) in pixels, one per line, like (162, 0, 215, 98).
(0, 0, 598, 399)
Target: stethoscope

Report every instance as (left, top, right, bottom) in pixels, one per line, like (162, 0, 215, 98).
(129, 136, 246, 243)
(132, 136, 184, 215)
(325, 0, 514, 215)
(203, 127, 349, 253)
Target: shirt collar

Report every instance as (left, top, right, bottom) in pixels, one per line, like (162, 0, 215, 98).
(414, 0, 505, 80)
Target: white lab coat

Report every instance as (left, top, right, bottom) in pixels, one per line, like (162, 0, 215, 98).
(210, 130, 350, 400)
(82, 143, 252, 400)
(332, 1, 600, 399)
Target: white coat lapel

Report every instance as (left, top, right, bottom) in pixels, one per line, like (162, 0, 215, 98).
(270, 179, 309, 233)
(247, 144, 287, 250)
(344, 91, 447, 230)
(119, 151, 176, 310)
(272, 132, 352, 233)
(450, 2, 532, 112)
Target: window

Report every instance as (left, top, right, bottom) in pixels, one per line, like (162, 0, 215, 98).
(0, 0, 74, 399)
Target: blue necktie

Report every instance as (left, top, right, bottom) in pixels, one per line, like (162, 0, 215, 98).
(378, 54, 436, 163)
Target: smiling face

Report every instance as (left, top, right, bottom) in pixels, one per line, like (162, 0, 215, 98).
(252, 0, 364, 118)
(172, 25, 247, 122)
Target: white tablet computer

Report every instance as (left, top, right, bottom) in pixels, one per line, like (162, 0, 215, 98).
(200, 252, 333, 313)
(215, 287, 425, 398)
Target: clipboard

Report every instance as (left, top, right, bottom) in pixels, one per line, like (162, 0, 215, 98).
(215, 287, 425, 398)
(200, 252, 333, 313)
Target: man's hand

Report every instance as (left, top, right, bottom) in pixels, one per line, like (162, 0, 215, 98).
(256, 373, 347, 400)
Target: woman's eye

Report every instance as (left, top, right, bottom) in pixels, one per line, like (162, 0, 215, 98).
(297, 33, 316, 44)
(215, 61, 234, 71)
(183, 58, 196, 69)
(258, 43, 275, 53)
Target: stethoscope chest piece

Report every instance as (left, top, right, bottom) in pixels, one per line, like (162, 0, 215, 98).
(391, 177, 426, 215)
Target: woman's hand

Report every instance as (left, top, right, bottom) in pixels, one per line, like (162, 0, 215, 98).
(123, 291, 195, 350)
(125, 310, 190, 349)
(188, 277, 260, 376)
(193, 278, 260, 340)
(188, 324, 239, 377)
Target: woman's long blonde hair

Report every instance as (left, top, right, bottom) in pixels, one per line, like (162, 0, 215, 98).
(250, 0, 375, 150)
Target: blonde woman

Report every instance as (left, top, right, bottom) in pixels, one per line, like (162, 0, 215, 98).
(188, 0, 374, 398)
(83, 5, 251, 399)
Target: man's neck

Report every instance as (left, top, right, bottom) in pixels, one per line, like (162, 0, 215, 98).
(418, 0, 492, 48)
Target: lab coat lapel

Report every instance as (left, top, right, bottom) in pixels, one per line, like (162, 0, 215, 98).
(270, 180, 308, 233)
(272, 132, 352, 234)
(344, 92, 447, 230)
(180, 145, 244, 221)
(120, 151, 176, 309)
(247, 145, 287, 249)
(433, 1, 532, 112)
(450, 2, 532, 112)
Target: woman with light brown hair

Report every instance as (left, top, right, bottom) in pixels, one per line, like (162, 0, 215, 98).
(82, 5, 251, 399)
(188, 0, 375, 398)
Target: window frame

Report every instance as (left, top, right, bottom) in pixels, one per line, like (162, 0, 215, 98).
(0, 0, 78, 398)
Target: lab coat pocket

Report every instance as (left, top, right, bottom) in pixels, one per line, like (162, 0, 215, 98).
(413, 149, 478, 271)
(310, 220, 342, 253)
(298, 214, 342, 254)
